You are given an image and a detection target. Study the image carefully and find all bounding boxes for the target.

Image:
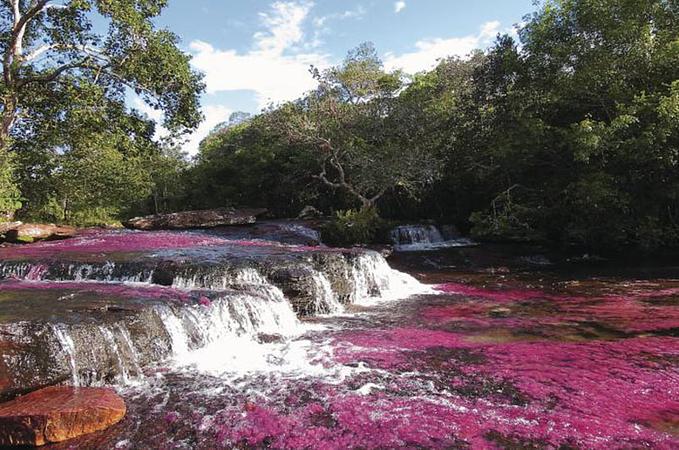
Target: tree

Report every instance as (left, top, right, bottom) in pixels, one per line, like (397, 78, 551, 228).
(186, 113, 321, 216)
(270, 43, 440, 211)
(465, 0, 679, 249)
(0, 0, 204, 217)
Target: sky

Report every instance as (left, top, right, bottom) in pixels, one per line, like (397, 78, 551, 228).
(137, 0, 537, 154)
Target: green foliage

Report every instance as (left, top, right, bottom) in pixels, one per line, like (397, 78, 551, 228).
(185, 114, 322, 216)
(184, 1, 679, 253)
(1, 0, 676, 255)
(0, 0, 204, 222)
(265, 43, 440, 210)
(430, 0, 679, 252)
(0, 149, 21, 217)
(321, 208, 384, 247)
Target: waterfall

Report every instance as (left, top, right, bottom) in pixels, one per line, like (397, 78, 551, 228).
(99, 326, 134, 384)
(0, 260, 154, 284)
(310, 271, 344, 314)
(52, 324, 80, 386)
(0, 228, 432, 389)
(391, 225, 476, 252)
(158, 307, 191, 356)
(40, 289, 304, 387)
(275, 223, 322, 243)
(350, 252, 429, 304)
(151, 290, 308, 377)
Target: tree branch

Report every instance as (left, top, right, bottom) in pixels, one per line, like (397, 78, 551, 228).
(17, 58, 93, 86)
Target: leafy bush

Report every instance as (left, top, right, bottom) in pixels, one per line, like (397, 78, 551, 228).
(0, 150, 22, 219)
(321, 208, 384, 246)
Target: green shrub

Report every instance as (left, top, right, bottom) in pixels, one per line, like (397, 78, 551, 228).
(0, 150, 22, 219)
(321, 208, 384, 247)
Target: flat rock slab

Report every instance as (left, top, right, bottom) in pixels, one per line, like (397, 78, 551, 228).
(0, 386, 126, 446)
(0, 222, 22, 235)
(124, 207, 268, 230)
(5, 224, 77, 243)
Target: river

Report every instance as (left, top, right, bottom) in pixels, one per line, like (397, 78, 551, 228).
(0, 223, 677, 449)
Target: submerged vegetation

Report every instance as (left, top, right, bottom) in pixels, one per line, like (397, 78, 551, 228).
(2, 0, 678, 254)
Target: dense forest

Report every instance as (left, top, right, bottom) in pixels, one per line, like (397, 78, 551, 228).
(1, 0, 678, 253)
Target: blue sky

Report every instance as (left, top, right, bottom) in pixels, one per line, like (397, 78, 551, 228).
(138, 1, 536, 153)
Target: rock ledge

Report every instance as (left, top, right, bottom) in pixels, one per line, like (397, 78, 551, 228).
(0, 386, 126, 446)
(124, 207, 267, 230)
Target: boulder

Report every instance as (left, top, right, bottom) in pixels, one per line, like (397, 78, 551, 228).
(5, 224, 76, 243)
(0, 386, 126, 446)
(124, 208, 268, 230)
(0, 221, 22, 235)
(297, 205, 323, 220)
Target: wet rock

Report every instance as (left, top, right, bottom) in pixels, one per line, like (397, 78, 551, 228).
(0, 221, 21, 235)
(519, 255, 552, 266)
(5, 224, 76, 244)
(312, 252, 356, 304)
(297, 205, 323, 220)
(489, 307, 512, 318)
(0, 386, 125, 446)
(268, 265, 319, 315)
(124, 208, 267, 230)
(0, 283, 190, 397)
(439, 224, 461, 240)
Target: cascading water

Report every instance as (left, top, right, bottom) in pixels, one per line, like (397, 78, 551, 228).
(99, 326, 134, 384)
(310, 271, 345, 314)
(391, 225, 476, 252)
(0, 227, 431, 393)
(0, 260, 154, 284)
(350, 252, 429, 304)
(52, 324, 80, 386)
(275, 222, 322, 244)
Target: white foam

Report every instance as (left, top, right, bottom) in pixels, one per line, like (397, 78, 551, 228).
(391, 224, 477, 252)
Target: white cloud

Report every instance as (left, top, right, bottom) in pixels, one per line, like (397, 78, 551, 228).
(133, 97, 164, 125)
(174, 3, 506, 155)
(190, 41, 326, 108)
(179, 1, 331, 155)
(190, 1, 328, 108)
(311, 5, 366, 49)
(314, 5, 366, 28)
(384, 21, 501, 74)
(394, 1, 406, 13)
(254, 1, 313, 56)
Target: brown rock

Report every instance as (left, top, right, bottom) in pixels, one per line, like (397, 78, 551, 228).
(5, 224, 77, 243)
(297, 205, 323, 220)
(0, 386, 126, 446)
(0, 222, 21, 235)
(489, 307, 512, 318)
(124, 207, 268, 230)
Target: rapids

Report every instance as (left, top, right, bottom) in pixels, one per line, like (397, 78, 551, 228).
(391, 224, 476, 252)
(0, 224, 677, 449)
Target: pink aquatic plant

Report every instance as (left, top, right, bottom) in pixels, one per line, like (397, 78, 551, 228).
(0, 229, 323, 259)
(436, 282, 555, 303)
(164, 411, 180, 425)
(0, 279, 195, 303)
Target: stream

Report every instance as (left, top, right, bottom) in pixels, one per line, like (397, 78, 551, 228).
(0, 223, 677, 449)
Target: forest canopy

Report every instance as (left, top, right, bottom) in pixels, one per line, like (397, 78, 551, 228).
(0, 0, 203, 223)
(185, 0, 679, 252)
(2, 0, 678, 253)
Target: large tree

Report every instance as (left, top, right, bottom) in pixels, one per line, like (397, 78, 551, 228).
(271, 43, 441, 211)
(466, 0, 679, 249)
(0, 0, 204, 218)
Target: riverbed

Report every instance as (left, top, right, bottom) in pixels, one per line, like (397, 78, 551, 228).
(0, 225, 677, 449)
